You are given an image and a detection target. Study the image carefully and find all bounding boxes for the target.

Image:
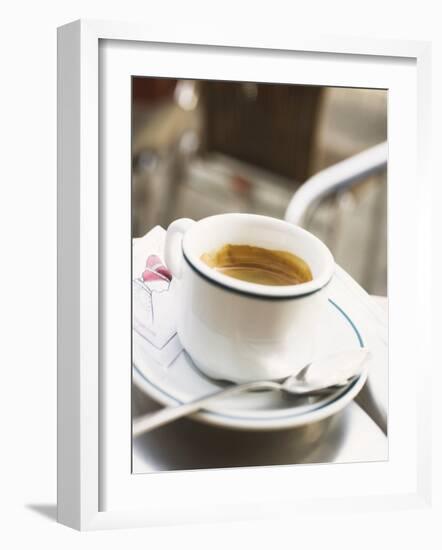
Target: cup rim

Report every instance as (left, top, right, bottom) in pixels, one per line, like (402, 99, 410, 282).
(182, 213, 335, 299)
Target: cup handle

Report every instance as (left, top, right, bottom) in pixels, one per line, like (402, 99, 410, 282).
(164, 218, 195, 279)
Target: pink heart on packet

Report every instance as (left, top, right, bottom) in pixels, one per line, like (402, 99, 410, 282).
(141, 255, 172, 283)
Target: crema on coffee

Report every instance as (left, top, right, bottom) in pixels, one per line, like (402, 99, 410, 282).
(200, 244, 313, 286)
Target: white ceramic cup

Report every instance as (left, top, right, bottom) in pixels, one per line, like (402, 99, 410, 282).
(165, 213, 335, 383)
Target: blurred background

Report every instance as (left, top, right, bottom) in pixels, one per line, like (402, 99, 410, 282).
(132, 78, 387, 295)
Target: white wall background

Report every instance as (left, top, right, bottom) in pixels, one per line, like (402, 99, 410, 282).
(0, 0, 440, 548)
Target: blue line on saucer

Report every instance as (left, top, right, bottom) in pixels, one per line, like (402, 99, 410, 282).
(134, 298, 364, 422)
(328, 299, 364, 347)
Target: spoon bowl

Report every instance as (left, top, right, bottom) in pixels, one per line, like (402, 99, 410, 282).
(281, 348, 371, 395)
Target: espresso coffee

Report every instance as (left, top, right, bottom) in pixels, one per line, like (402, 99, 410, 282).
(200, 244, 313, 286)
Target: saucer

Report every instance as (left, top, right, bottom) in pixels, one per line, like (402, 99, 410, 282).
(133, 297, 369, 431)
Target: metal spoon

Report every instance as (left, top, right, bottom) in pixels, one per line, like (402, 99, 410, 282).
(133, 348, 371, 436)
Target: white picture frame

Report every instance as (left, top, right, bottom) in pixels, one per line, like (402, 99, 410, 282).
(57, 19, 432, 530)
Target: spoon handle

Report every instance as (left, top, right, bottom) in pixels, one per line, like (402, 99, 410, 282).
(133, 380, 280, 436)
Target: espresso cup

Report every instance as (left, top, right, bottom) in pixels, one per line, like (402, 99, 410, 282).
(165, 213, 335, 383)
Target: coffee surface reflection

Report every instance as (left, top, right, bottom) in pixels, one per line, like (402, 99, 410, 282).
(200, 244, 313, 286)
